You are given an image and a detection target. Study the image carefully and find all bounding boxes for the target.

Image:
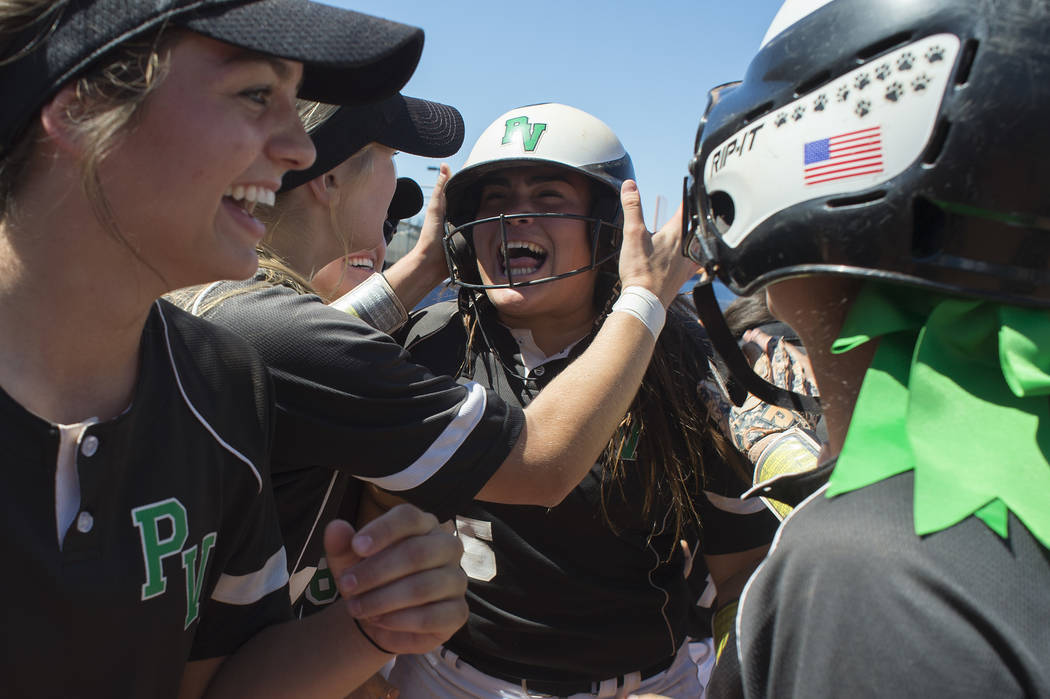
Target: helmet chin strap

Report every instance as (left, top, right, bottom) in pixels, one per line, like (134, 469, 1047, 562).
(692, 282, 821, 413)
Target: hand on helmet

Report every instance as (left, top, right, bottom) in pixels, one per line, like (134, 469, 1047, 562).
(411, 163, 451, 281)
(617, 179, 699, 307)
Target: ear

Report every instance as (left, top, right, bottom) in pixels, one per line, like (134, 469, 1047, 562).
(306, 171, 337, 206)
(38, 84, 85, 157)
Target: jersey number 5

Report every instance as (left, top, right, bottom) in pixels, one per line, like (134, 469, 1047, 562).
(455, 516, 497, 582)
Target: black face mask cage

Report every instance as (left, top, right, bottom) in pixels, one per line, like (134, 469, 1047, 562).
(443, 212, 621, 290)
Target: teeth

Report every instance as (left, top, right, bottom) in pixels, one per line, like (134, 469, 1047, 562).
(505, 240, 546, 256)
(346, 257, 374, 270)
(498, 239, 547, 277)
(224, 185, 277, 207)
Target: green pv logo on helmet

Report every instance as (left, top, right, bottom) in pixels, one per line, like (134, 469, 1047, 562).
(501, 116, 547, 152)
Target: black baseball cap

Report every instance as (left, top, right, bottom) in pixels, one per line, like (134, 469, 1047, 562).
(384, 176, 424, 243)
(0, 0, 425, 152)
(389, 177, 424, 223)
(280, 93, 464, 191)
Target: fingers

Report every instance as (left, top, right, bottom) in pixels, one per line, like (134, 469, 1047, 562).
(334, 504, 468, 655)
(423, 164, 449, 223)
(653, 201, 684, 240)
(323, 519, 361, 584)
(619, 179, 647, 238)
(366, 592, 470, 634)
(741, 328, 774, 365)
(342, 525, 465, 602)
(351, 502, 441, 557)
(362, 598, 470, 654)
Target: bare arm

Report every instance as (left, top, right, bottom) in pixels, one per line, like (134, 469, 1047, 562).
(477, 180, 699, 507)
(179, 505, 468, 699)
(380, 164, 451, 310)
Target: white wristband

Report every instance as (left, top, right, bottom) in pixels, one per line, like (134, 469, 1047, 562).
(611, 286, 665, 340)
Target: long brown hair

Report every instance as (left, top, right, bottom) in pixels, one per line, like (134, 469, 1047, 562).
(458, 278, 749, 553)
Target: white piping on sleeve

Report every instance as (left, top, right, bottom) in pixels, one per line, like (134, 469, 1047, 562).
(357, 381, 487, 492)
(288, 472, 339, 603)
(212, 547, 289, 605)
(704, 490, 770, 515)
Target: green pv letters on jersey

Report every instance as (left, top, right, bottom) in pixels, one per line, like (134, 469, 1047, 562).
(131, 497, 218, 629)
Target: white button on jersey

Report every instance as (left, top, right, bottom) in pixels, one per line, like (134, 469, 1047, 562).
(81, 435, 99, 457)
(76, 511, 94, 533)
(533, 366, 545, 377)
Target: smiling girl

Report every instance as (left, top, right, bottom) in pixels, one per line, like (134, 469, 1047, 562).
(0, 1, 466, 696)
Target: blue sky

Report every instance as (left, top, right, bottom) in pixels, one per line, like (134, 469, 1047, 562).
(327, 0, 784, 230)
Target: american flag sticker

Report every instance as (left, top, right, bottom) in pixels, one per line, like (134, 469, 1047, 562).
(803, 126, 883, 185)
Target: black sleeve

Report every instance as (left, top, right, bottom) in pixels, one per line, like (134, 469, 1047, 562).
(201, 285, 523, 521)
(160, 302, 294, 660)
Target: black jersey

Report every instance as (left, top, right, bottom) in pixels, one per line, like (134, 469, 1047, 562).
(732, 470, 1050, 698)
(399, 301, 778, 684)
(0, 301, 291, 698)
(184, 278, 524, 606)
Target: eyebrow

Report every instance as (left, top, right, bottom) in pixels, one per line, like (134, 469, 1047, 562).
(222, 49, 303, 91)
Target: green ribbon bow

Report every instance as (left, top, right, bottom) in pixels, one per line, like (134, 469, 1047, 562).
(826, 282, 1050, 549)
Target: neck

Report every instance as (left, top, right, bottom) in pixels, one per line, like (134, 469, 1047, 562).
(804, 330, 876, 459)
(495, 304, 596, 356)
(0, 177, 158, 423)
(264, 195, 330, 279)
(767, 276, 875, 459)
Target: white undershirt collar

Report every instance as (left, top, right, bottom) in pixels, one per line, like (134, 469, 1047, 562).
(504, 326, 587, 377)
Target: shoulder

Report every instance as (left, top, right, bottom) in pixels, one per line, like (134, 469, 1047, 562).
(152, 299, 272, 465)
(189, 278, 409, 368)
(155, 298, 270, 385)
(737, 473, 1050, 696)
(397, 300, 468, 377)
(399, 300, 462, 349)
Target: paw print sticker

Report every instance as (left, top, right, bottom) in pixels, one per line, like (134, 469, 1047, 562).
(912, 73, 931, 92)
(814, 93, 828, 111)
(885, 81, 904, 102)
(875, 63, 892, 81)
(925, 45, 945, 63)
(837, 85, 851, 102)
(855, 72, 871, 90)
(792, 105, 806, 121)
(896, 51, 915, 71)
(855, 99, 872, 117)
(775, 112, 789, 127)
